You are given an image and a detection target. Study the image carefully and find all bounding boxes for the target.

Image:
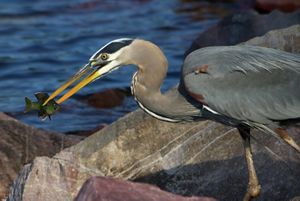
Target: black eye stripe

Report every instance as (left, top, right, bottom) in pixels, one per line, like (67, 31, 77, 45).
(91, 39, 133, 60)
(101, 41, 131, 54)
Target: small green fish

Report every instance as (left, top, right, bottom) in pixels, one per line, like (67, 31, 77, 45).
(24, 92, 60, 120)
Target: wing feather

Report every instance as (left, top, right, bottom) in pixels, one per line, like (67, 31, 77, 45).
(182, 45, 300, 124)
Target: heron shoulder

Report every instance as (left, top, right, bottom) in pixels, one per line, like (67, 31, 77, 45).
(182, 45, 300, 77)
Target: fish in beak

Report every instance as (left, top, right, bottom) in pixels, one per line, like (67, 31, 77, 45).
(43, 58, 121, 106)
(42, 38, 133, 106)
(25, 92, 60, 120)
(25, 38, 133, 120)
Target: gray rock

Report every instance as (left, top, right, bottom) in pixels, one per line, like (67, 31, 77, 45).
(7, 111, 300, 201)
(185, 10, 300, 56)
(6, 25, 300, 201)
(241, 24, 300, 53)
(7, 164, 32, 201)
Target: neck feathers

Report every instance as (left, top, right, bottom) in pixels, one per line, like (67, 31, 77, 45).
(128, 40, 168, 91)
(129, 39, 203, 122)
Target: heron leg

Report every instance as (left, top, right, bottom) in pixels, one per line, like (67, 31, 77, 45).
(275, 128, 300, 153)
(238, 126, 261, 201)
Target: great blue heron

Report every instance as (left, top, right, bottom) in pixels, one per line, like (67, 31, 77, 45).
(44, 38, 300, 201)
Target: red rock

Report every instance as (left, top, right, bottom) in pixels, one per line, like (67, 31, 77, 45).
(77, 88, 130, 109)
(75, 176, 217, 201)
(255, 0, 300, 13)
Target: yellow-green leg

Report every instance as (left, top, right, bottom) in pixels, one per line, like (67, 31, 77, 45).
(276, 128, 300, 153)
(238, 126, 261, 201)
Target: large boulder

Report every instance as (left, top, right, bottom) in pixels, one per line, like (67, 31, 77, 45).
(0, 112, 82, 200)
(6, 25, 300, 201)
(7, 113, 300, 200)
(185, 10, 300, 56)
(241, 24, 300, 53)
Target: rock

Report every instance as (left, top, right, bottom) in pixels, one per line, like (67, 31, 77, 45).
(74, 176, 216, 201)
(6, 25, 300, 201)
(241, 24, 300, 53)
(290, 196, 300, 201)
(7, 111, 300, 201)
(7, 164, 32, 201)
(254, 0, 300, 13)
(185, 10, 300, 55)
(75, 88, 130, 109)
(65, 124, 107, 137)
(0, 112, 82, 200)
(176, 0, 238, 21)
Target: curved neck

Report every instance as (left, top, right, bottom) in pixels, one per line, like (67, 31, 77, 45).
(128, 40, 168, 93)
(129, 40, 202, 121)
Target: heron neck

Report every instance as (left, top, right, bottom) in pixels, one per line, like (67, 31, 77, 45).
(130, 40, 202, 121)
(129, 40, 168, 92)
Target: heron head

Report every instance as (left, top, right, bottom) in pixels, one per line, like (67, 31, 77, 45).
(89, 38, 133, 72)
(43, 38, 134, 105)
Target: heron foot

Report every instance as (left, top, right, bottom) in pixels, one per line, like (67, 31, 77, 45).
(242, 141, 261, 201)
(276, 128, 300, 153)
(243, 181, 261, 201)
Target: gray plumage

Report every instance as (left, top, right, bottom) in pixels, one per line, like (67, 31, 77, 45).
(183, 45, 300, 126)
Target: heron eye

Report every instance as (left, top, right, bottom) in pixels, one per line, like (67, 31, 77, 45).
(100, 53, 109, 60)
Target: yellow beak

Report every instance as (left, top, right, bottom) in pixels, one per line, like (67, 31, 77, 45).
(43, 64, 102, 105)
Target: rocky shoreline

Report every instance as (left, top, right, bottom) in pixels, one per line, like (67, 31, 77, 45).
(2, 8, 300, 201)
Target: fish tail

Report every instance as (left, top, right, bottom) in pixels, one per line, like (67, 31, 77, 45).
(24, 97, 32, 113)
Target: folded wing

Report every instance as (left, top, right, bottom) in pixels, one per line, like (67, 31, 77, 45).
(182, 45, 300, 124)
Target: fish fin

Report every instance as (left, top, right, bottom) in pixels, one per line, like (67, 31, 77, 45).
(35, 92, 50, 104)
(38, 111, 48, 121)
(40, 116, 48, 121)
(24, 97, 32, 113)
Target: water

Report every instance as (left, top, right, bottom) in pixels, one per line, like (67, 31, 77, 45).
(0, 0, 235, 133)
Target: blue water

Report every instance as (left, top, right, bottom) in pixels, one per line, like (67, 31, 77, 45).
(0, 0, 235, 133)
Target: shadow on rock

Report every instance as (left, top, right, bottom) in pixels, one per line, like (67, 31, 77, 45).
(135, 153, 300, 201)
